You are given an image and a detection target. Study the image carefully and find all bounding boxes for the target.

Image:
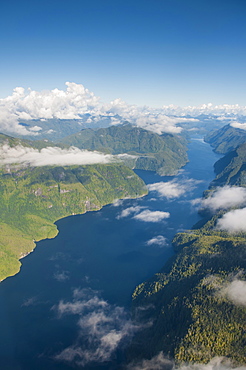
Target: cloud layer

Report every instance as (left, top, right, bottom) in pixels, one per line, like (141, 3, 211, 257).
(0, 144, 114, 167)
(6, 82, 246, 137)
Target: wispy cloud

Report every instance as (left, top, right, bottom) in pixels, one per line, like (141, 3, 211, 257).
(146, 235, 169, 247)
(133, 210, 170, 222)
(0, 144, 115, 167)
(21, 296, 39, 307)
(116, 206, 145, 219)
(53, 271, 70, 282)
(53, 288, 142, 367)
(127, 351, 173, 370)
(127, 352, 246, 370)
(112, 199, 124, 207)
(148, 179, 201, 199)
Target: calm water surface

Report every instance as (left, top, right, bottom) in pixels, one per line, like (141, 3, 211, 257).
(0, 139, 221, 369)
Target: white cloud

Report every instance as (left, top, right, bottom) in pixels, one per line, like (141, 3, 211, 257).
(0, 82, 102, 135)
(216, 207, 246, 233)
(3, 82, 246, 138)
(148, 179, 201, 199)
(146, 235, 168, 247)
(200, 186, 246, 212)
(29, 125, 42, 132)
(161, 103, 246, 117)
(2, 82, 100, 120)
(133, 210, 170, 222)
(117, 205, 170, 222)
(221, 279, 246, 306)
(0, 144, 115, 167)
(53, 288, 141, 367)
(230, 121, 246, 131)
(127, 353, 246, 370)
(117, 206, 145, 219)
(103, 98, 196, 134)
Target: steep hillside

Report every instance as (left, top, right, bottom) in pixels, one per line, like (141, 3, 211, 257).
(60, 123, 188, 175)
(0, 132, 64, 150)
(211, 142, 246, 187)
(205, 124, 246, 154)
(0, 162, 147, 282)
(127, 149, 246, 366)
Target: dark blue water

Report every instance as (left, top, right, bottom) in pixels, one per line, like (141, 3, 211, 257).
(0, 139, 221, 369)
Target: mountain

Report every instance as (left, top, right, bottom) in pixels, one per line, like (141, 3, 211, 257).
(0, 132, 66, 150)
(17, 115, 124, 141)
(0, 134, 147, 282)
(211, 142, 246, 187)
(127, 148, 246, 366)
(205, 124, 246, 154)
(60, 123, 188, 175)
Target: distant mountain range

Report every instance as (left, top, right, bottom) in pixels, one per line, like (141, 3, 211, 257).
(17, 115, 125, 141)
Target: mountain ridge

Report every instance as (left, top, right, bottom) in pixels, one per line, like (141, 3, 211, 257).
(60, 123, 188, 175)
(205, 124, 246, 154)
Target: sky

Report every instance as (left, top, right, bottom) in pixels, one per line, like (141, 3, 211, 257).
(1, 0, 246, 107)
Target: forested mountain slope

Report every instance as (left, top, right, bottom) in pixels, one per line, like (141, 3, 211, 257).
(205, 124, 246, 154)
(211, 142, 246, 187)
(0, 132, 65, 150)
(127, 144, 246, 366)
(0, 133, 147, 282)
(60, 123, 188, 175)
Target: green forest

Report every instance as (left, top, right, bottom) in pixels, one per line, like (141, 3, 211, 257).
(60, 123, 188, 175)
(127, 135, 246, 366)
(0, 161, 147, 281)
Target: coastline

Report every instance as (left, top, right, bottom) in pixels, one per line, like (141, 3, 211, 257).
(0, 190, 148, 283)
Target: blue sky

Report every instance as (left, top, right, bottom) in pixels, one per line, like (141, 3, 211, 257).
(1, 0, 246, 107)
